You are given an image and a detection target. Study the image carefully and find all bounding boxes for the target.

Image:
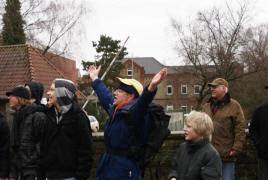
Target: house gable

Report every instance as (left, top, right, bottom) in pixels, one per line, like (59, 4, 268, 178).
(0, 44, 80, 113)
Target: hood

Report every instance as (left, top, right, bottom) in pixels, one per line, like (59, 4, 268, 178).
(25, 82, 44, 104)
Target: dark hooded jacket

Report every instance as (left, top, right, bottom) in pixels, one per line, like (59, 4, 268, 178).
(0, 112, 9, 178)
(25, 82, 44, 105)
(10, 82, 46, 178)
(10, 104, 47, 178)
(38, 79, 94, 180)
(39, 102, 94, 180)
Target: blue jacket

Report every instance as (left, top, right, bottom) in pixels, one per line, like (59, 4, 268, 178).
(92, 79, 156, 180)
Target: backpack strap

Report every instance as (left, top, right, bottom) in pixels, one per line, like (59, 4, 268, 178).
(120, 108, 143, 160)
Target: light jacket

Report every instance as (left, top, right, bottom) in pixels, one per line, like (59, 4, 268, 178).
(202, 95, 246, 162)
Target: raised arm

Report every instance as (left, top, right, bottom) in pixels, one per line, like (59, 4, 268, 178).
(88, 65, 101, 81)
(148, 68, 167, 92)
(88, 65, 114, 111)
(133, 68, 167, 119)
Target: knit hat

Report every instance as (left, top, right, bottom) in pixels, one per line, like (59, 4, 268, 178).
(6, 86, 30, 100)
(115, 77, 143, 97)
(25, 82, 44, 104)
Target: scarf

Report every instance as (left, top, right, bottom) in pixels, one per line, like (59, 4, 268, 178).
(112, 97, 134, 120)
(54, 79, 76, 122)
(209, 93, 231, 115)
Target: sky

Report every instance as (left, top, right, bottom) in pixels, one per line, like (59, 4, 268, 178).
(72, 0, 268, 74)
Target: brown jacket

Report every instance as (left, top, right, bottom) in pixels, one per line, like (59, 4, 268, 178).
(203, 97, 246, 162)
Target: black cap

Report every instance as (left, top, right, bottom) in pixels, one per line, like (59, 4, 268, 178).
(6, 86, 30, 100)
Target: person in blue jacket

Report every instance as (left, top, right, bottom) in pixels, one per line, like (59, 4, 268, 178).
(88, 65, 167, 180)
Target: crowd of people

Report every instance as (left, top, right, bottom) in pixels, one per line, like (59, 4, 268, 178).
(0, 66, 266, 180)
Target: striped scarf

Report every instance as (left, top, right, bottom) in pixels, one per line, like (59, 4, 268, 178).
(54, 79, 76, 121)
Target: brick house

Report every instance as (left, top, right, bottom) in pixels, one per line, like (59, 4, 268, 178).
(121, 57, 201, 112)
(0, 44, 79, 113)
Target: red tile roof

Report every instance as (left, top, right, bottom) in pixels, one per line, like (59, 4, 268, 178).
(0, 36, 3, 46)
(0, 44, 80, 100)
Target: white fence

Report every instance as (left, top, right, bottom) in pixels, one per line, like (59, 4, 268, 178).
(167, 112, 184, 131)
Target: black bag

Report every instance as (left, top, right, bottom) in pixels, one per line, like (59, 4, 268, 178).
(124, 103, 171, 169)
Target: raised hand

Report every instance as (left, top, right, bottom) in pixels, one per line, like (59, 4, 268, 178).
(148, 68, 167, 92)
(88, 65, 101, 81)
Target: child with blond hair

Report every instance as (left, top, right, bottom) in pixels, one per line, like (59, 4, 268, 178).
(168, 111, 222, 180)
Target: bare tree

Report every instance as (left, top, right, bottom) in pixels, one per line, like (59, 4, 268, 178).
(171, 2, 267, 110)
(23, 0, 88, 55)
(1, 0, 89, 56)
(232, 24, 268, 118)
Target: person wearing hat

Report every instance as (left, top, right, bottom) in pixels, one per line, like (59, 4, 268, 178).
(38, 79, 94, 180)
(249, 86, 268, 180)
(88, 65, 167, 180)
(25, 82, 44, 105)
(6, 86, 47, 180)
(202, 78, 245, 180)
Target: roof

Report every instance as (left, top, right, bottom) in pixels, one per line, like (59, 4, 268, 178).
(0, 44, 78, 100)
(122, 57, 165, 74)
(122, 57, 196, 74)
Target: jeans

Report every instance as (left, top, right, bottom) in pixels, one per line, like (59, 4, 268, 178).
(222, 161, 235, 180)
(20, 176, 36, 180)
(258, 158, 268, 180)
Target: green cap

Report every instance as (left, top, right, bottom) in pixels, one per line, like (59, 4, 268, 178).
(208, 78, 228, 88)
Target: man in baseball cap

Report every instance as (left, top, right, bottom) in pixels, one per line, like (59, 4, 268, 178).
(203, 78, 245, 180)
(208, 78, 228, 88)
(88, 65, 167, 180)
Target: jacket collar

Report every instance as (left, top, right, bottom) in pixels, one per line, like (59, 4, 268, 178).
(208, 92, 231, 106)
(186, 138, 209, 153)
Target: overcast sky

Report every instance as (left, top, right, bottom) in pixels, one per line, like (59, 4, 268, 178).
(74, 0, 268, 74)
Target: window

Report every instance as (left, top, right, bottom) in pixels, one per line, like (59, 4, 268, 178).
(166, 104, 174, 111)
(167, 85, 173, 95)
(127, 68, 133, 76)
(181, 84, 187, 94)
(194, 85, 200, 94)
(181, 104, 188, 113)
